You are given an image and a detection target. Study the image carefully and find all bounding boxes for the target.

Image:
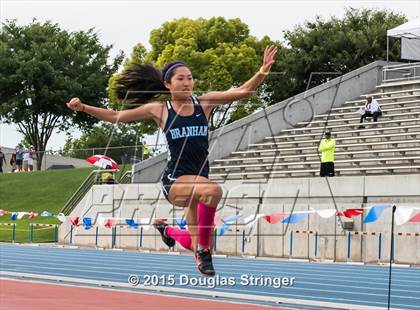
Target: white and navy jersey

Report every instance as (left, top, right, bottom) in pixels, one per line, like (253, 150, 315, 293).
(162, 96, 209, 180)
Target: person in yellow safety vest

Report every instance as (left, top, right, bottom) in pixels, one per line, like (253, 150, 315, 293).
(318, 130, 336, 177)
(142, 140, 149, 160)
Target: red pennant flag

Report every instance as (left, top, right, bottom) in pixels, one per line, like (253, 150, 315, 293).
(70, 216, 80, 226)
(409, 212, 420, 222)
(337, 209, 363, 218)
(28, 212, 39, 219)
(104, 218, 116, 228)
(262, 213, 287, 224)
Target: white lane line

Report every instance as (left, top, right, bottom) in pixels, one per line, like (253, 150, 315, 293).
(1, 262, 419, 299)
(4, 245, 418, 274)
(1, 257, 419, 293)
(2, 250, 418, 282)
(2, 255, 419, 291)
(3, 245, 418, 275)
(4, 244, 418, 275)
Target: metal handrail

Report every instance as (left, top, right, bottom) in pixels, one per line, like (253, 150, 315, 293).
(119, 171, 132, 184)
(382, 63, 420, 83)
(384, 62, 420, 69)
(60, 169, 115, 215)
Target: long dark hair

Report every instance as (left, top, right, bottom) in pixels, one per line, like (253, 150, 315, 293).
(115, 61, 187, 105)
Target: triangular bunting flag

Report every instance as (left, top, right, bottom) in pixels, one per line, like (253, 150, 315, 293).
(220, 214, 241, 236)
(337, 208, 364, 218)
(139, 218, 151, 231)
(243, 214, 265, 228)
(315, 209, 336, 219)
(363, 205, 392, 223)
(104, 218, 116, 228)
(83, 217, 93, 230)
(282, 213, 306, 224)
(125, 219, 138, 229)
(175, 218, 187, 230)
(409, 212, 420, 222)
(262, 213, 287, 224)
(40, 211, 53, 217)
(17, 212, 26, 220)
(395, 207, 415, 225)
(28, 212, 38, 220)
(70, 216, 80, 226)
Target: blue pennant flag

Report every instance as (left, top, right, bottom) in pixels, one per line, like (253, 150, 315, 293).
(82, 217, 93, 230)
(282, 213, 306, 224)
(10, 212, 18, 221)
(40, 211, 53, 217)
(175, 218, 187, 230)
(125, 219, 138, 229)
(220, 214, 241, 236)
(363, 204, 392, 223)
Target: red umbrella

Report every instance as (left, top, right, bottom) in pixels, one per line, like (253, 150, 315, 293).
(86, 155, 118, 170)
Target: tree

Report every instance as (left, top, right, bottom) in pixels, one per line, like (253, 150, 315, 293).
(264, 8, 406, 105)
(60, 122, 146, 164)
(109, 17, 279, 130)
(0, 20, 124, 169)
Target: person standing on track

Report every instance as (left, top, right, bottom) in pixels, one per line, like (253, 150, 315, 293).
(66, 45, 277, 277)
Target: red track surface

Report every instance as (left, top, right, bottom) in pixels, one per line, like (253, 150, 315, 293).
(0, 279, 286, 310)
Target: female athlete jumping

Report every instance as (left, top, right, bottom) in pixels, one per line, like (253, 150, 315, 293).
(66, 45, 277, 276)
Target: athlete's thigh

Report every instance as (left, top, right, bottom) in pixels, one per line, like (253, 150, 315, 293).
(168, 175, 221, 208)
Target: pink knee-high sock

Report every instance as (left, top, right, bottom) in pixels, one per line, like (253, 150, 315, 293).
(197, 202, 216, 248)
(165, 226, 192, 251)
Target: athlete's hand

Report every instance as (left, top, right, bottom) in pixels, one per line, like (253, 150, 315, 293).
(66, 97, 85, 112)
(261, 45, 278, 73)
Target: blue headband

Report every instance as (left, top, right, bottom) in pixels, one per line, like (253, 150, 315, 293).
(163, 63, 186, 82)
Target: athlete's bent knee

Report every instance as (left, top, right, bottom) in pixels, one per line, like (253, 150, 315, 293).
(198, 184, 222, 206)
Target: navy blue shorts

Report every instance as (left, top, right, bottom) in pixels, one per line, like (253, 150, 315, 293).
(161, 171, 210, 202)
(161, 173, 177, 201)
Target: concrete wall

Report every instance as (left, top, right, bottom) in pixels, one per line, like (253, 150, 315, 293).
(133, 60, 390, 183)
(59, 174, 420, 265)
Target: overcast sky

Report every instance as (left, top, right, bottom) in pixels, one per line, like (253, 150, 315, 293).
(1, 0, 419, 150)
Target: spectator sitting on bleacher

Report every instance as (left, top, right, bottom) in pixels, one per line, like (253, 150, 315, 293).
(358, 96, 382, 129)
(100, 165, 115, 184)
(318, 130, 336, 177)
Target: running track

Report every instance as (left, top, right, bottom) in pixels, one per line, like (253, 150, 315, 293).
(0, 244, 419, 310)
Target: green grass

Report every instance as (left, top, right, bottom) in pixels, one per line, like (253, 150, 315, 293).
(0, 167, 96, 242)
(0, 166, 132, 242)
(0, 168, 95, 212)
(0, 222, 58, 243)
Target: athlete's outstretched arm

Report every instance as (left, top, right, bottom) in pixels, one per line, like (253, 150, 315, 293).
(66, 97, 160, 124)
(199, 45, 277, 110)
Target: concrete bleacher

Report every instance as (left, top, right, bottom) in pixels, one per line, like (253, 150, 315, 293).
(210, 79, 420, 180)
